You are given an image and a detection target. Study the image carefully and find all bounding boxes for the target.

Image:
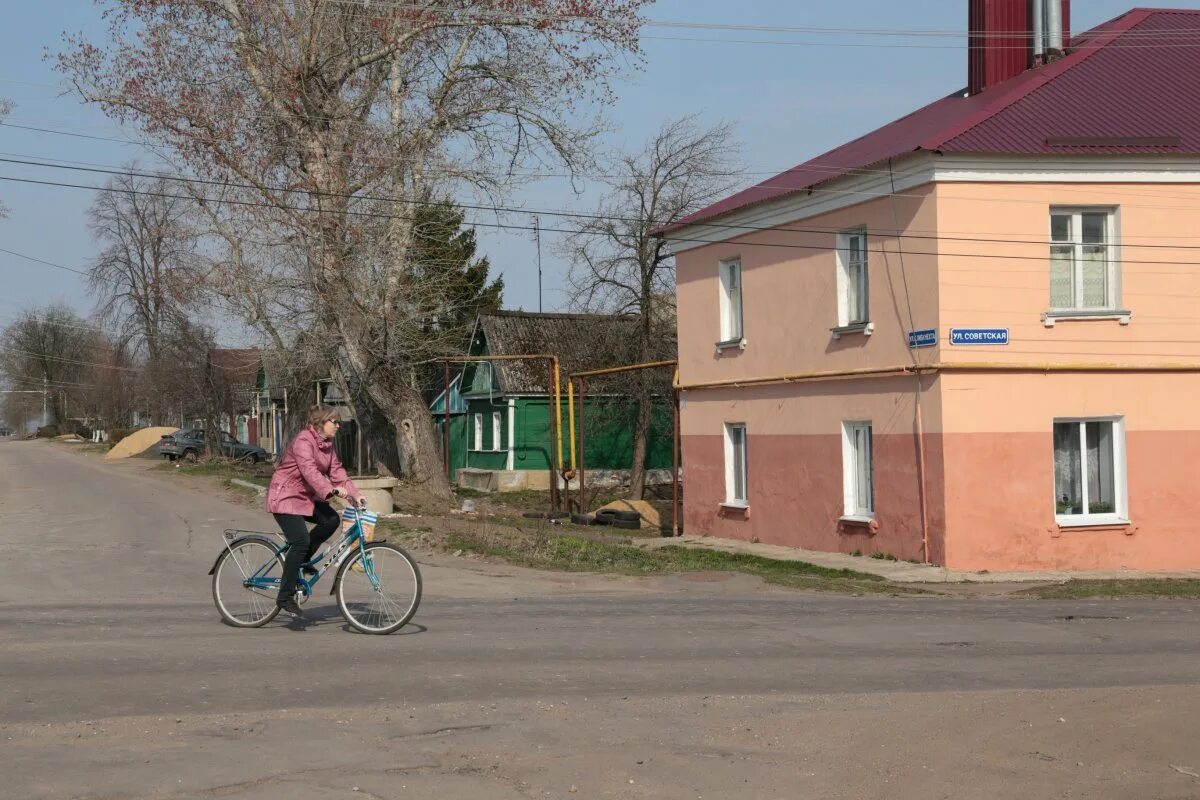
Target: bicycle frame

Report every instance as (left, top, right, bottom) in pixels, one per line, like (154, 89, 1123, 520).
(237, 506, 379, 597)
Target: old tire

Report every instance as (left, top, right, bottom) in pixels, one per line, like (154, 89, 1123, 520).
(611, 518, 641, 531)
(570, 513, 596, 526)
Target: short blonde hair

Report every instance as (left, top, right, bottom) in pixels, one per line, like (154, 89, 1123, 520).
(307, 405, 340, 428)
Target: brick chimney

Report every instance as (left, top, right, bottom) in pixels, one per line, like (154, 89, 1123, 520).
(968, 0, 1071, 95)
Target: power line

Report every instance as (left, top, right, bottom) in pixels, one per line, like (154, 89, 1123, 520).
(11, 156, 1200, 267)
(11, 116, 1200, 221)
(216, 0, 1200, 42)
(3, 169, 1200, 273)
(4, 347, 141, 372)
(0, 246, 93, 280)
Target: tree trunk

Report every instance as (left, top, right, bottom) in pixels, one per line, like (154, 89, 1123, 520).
(628, 311, 654, 499)
(334, 360, 401, 477)
(373, 382, 452, 500)
(334, 354, 452, 500)
(629, 389, 651, 500)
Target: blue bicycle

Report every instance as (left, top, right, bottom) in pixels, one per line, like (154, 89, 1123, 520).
(209, 507, 421, 634)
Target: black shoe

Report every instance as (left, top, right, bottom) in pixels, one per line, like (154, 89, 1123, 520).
(276, 598, 304, 618)
(301, 565, 318, 578)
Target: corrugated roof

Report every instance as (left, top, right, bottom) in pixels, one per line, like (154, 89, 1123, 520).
(474, 310, 676, 395)
(666, 8, 1200, 232)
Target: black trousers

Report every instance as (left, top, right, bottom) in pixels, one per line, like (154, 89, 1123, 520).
(273, 502, 340, 603)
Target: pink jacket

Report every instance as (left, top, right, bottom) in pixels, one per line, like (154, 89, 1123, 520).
(266, 426, 359, 516)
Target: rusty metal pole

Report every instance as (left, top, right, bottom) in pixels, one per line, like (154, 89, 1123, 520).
(443, 361, 451, 480)
(672, 388, 680, 537)
(547, 360, 559, 513)
(578, 377, 587, 513)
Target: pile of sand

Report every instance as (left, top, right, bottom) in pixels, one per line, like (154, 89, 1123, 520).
(104, 427, 178, 460)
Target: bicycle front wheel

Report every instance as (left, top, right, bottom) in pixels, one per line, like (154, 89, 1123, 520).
(335, 543, 422, 634)
(212, 539, 283, 628)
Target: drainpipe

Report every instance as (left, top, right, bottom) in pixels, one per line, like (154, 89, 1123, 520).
(507, 398, 515, 471)
(914, 376, 931, 564)
(672, 385, 680, 537)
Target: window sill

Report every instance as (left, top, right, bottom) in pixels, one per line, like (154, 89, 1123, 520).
(838, 515, 879, 534)
(715, 338, 746, 352)
(1055, 516, 1131, 530)
(830, 322, 875, 340)
(1042, 309, 1131, 327)
(720, 501, 750, 511)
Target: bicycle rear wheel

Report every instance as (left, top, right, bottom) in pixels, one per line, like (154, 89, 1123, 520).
(335, 543, 422, 634)
(212, 539, 283, 627)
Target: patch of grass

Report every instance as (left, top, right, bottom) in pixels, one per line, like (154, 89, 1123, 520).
(1020, 579, 1200, 599)
(433, 526, 916, 595)
(159, 459, 272, 486)
(491, 488, 553, 510)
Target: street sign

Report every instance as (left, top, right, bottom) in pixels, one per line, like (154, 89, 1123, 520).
(907, 328, 937, 348)
(949, 328, 1009, 346)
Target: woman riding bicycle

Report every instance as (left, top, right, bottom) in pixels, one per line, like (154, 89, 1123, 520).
(267, 405, 364, 617)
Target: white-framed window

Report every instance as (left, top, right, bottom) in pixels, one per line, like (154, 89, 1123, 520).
(472, 413, 483, 451)
(723, 423, 748, 506)
(841, 421, 873, 519)
(492, 412, 502, 452)
(836, 228, 869, 327)
(1049, 208, 1118, 311)
(718, 258, 744, 344)
(1053, 417, 1127, 525)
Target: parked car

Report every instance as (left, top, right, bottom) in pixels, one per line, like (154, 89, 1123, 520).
(159, 428, 271, 463)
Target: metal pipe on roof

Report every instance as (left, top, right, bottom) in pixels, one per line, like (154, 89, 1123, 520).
(1047, 0, 1064, 55)
(1032, 0, 1046, 61)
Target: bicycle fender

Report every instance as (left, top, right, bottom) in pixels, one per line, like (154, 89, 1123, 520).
(207, 535, 282, 575)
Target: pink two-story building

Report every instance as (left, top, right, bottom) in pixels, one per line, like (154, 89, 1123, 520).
(667, 3, 1200, 572)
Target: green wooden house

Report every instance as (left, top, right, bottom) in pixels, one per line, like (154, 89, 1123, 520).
(431, 310, 675, 491)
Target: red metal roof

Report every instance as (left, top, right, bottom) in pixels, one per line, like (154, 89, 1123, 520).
(667, 8, 1200, 232)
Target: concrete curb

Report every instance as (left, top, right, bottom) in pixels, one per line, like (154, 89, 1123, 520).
(229, 478, 266, 494)
(632, 535, 1200, 584)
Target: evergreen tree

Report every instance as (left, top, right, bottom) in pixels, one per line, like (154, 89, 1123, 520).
(408, 200, 503, 393)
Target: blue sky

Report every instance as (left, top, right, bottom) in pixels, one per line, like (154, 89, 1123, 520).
(0, 0, 1194, 343)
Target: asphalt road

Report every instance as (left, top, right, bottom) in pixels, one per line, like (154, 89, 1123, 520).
(4, 440, 1200, 799)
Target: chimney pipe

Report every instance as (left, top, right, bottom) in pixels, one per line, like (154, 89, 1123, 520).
(1032, 0, 1045, 62)
(1046, 0, 1064, 57)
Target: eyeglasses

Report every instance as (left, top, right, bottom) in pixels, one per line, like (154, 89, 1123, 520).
(325, 419, 341, 427)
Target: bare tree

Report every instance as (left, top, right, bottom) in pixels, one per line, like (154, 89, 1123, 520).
(88, 170, 200, 422)
(0, 306, 100, 428)
(58, 0, 647, 499)
(564, 115, 741, 498)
